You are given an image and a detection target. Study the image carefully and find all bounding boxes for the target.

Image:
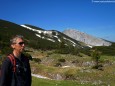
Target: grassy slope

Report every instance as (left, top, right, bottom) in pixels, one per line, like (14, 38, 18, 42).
(32, 77, 91, 86)
(32, 63, 115, 86)
(30, 50, 115, 86)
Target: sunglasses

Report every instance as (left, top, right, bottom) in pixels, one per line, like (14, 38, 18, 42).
(17, 42, 25, 45)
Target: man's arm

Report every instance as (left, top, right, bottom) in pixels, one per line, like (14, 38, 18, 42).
(0, 58, 11, 86)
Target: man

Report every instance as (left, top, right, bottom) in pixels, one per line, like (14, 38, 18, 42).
(0, 35, 31, 86)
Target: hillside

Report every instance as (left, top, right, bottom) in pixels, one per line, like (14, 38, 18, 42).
(63, 29, 111, 46)
(0, 19, 87, 54)
(92, 42, 115, 56)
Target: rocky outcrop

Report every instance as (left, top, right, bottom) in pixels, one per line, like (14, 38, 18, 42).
(63, 29, 111, 46)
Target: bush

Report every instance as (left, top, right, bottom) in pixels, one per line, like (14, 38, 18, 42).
(58, 59, 66, 62)
(64, 69, 76, 80)
(23, 52, 33, 60)
(92, 64, 103, 70)
(33, 58, 41, 64)
(72, 60, 79, 64)
(54, 63, 62, 67)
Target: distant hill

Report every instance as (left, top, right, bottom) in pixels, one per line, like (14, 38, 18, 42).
(63, 29, 111, 47)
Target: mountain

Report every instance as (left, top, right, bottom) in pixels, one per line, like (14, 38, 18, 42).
(63, 29, 111, 47)
(0, 19, 86, 54)
(21, 24, 85, 48)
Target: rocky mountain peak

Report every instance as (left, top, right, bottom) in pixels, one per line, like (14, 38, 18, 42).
(63, 29, 111, 46)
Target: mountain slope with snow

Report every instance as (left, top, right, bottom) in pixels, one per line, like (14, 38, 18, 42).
(21, 25, 84, 48)
(0, 19, 86, 51)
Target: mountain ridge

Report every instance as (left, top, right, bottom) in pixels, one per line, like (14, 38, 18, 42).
(63, 29, 111, 46)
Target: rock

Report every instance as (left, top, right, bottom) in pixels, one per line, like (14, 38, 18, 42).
(63, 29, 111, 46)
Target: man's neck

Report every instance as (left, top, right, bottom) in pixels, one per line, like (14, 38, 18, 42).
(13, 50, 21, 58)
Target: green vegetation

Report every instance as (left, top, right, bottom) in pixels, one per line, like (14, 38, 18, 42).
(91, 49, 102, 69)
(93, 43, 115, 56)
(32, 77, 91, 86)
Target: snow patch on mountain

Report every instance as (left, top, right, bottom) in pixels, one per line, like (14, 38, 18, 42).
(21, 25, 80, 47)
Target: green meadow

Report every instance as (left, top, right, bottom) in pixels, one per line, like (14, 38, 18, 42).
(32, 77, 92, 86)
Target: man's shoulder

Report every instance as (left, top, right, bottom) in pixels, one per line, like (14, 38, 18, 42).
(21, 53, 32, 61)
(1, 54, 13, 68)
(3, 56, 12, 63)
(21, 53, 30, 62)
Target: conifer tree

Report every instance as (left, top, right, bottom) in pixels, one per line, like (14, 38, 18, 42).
(91, 49, 101, 69)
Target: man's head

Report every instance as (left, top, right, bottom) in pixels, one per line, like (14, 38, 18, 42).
(10, 35, 25, 53)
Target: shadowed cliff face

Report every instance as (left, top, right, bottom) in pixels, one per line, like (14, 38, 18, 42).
(63, 29, 111, 46)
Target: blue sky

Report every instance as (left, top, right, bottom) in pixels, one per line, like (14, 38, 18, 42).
(0, 0, 115, 42)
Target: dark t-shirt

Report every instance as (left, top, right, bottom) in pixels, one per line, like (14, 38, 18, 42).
(0, 54, 31, 86)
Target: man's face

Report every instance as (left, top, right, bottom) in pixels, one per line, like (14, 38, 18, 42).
(12, 38, 25, 53)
